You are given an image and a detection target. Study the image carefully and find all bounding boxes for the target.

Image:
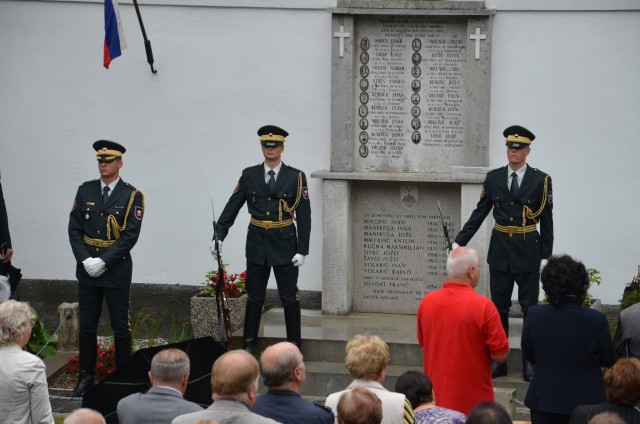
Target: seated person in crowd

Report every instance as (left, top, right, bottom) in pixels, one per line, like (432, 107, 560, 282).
(252, 341, 334, 424)
(171, 350, 280, 424)
(395, 370, 466, 424)
(117, 348, 203, 424)
(588, 412, 626, 424)
(337, 387, 383, 424)
(324, 334, 415, 424)
(0, 300, 54, 424)
(570, 358, 640, 424)
(64, 408, 106, 424)
(465, 401, 511, 424)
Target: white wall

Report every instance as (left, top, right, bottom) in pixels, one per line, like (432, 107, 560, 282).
(1, 1, 638, 303)
(489, 9, 640, 303)
(0, 0, 332, 292)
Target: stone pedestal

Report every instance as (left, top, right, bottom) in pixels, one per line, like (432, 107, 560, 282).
(57, 302, 79, 351)
(191, 295, 247, 341)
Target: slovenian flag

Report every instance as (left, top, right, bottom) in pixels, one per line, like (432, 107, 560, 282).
(103, 0, 127, 69)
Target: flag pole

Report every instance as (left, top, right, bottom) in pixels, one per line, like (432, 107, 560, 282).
(131, 0, 157, 73)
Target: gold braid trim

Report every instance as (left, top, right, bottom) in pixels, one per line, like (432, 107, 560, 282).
(522, 175, 549, 226)
(107, 190, 141, 240)
(278, 172, 303, 225)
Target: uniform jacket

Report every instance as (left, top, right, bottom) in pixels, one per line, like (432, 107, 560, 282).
(171, 398, 281, 424)
(454, 164, 553, 273)
(217, 163, 311, 266)
(69, 178, 144, 288)
(522, 301, 616, 415)
(0, 344, 54, 424)
(117, 386, 203, 424)
(324, 379, 415, 424)
(252, 389, 334, 424)
(0, 181, 11, 249)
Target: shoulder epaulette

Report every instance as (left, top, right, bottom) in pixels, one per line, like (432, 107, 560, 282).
(531, 167, 550, 177)
(81, 179, 98, 186)
(487, 166, 507, 175)
(124, 181, 137, 190)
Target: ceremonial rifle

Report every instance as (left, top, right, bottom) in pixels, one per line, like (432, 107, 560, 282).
(211, 200, 233, 350)
(437, 200, 453, 252)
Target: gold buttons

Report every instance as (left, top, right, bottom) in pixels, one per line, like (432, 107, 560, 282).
(266, 212, 270, 216)
(509, 217, 513, 222)
(97, 230, 101, 235)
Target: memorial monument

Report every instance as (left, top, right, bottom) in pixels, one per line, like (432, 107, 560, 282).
(313, 0, 495, 315)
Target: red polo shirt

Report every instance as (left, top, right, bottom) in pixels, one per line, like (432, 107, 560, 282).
(417, 281, 509, 414)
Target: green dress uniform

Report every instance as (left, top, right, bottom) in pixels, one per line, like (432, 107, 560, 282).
(453, 125, 553, 381)
(217, 162, 311, 349)
(68, 140, 144, 396)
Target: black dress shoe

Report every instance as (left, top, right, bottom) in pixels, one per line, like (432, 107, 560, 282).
(492, 363, 507, 379)
(70, 372, 94, 397)
(523, 360, 535, 382)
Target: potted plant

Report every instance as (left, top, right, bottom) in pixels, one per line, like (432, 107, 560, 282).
(190, 265, 248, 341)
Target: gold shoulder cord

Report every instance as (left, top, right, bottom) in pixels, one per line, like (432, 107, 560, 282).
(278, 173, 303, 225)
(522, 176, 549, 226)
(107, 190, 143, 240)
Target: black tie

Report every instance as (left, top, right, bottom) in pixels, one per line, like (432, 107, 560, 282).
(267, 170, 275, 193)
(510, 172, 519, 198)
(103, 186, 110, 204)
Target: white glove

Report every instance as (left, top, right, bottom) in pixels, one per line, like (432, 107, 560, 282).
(447, 242, 460, 254)
(539, 259, 548, 274)
(292, 254, 306, 267)
(83, 257, 107, 278)
(209, 240, 222, 260)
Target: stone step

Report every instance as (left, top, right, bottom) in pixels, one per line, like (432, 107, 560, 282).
(493, 372, 531, 403)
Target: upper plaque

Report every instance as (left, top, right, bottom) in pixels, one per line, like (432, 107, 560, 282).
(351, 14, 491, 175)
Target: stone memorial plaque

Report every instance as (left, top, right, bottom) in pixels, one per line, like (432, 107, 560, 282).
(354, 15, 469, 173)
(353, 181, 460, 314)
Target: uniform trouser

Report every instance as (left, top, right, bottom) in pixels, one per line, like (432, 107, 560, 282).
(78, 282, 131, 370)
(245, 260, 300, 345)
(489, 267, 540, 317)
(246, 261, 299, 307)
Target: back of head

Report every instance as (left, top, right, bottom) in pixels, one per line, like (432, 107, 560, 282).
(541, 254, 589, 305)
(0, 299, 31, 347)
(466, 401, 512, 424)
(394, 370, 433, 409)
(604, 357, 640, 407)
(260, 342, 302, 388)
(64, 408, 106, 424)
(212, 350, 259, 396)
(589, 412, 625, 424)
(446, 247, 480, 282)
(150, 348, 190, 385)
(345, 334, 390, 380)
(337, 387, 382, 424)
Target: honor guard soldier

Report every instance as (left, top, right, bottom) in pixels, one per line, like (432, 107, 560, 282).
(210, 125, 311, 353)
(68, 140, 144, 397)
(452, 125, 553, 382)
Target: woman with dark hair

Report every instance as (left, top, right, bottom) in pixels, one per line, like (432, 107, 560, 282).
(395, 371, 466, 424)
(570, 358, 640, 424)
(522, 254, 616, 424)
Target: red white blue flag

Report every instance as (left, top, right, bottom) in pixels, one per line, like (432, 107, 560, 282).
(103, 0, 127, 69)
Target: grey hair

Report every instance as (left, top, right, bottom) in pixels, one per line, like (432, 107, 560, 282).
(0, 300, 32, 347)
(446, 247, 480, 280)
(150, 348, 190, 384)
